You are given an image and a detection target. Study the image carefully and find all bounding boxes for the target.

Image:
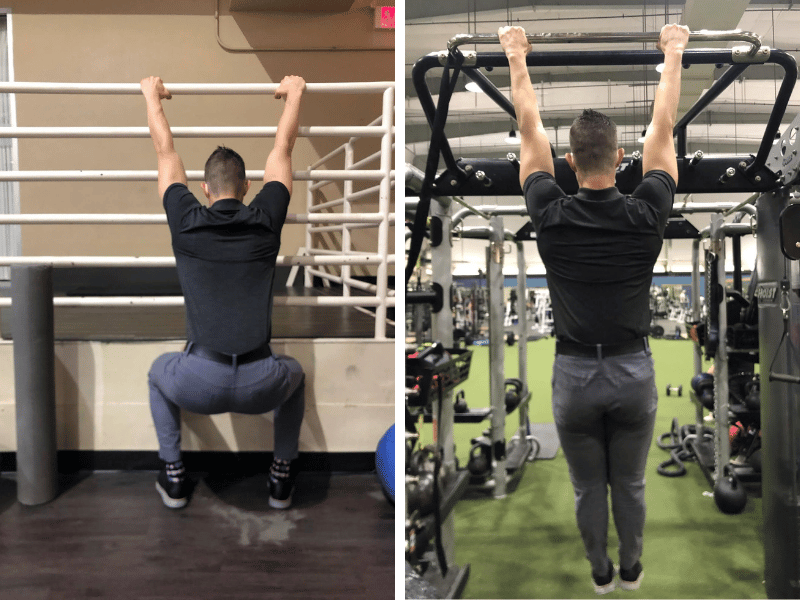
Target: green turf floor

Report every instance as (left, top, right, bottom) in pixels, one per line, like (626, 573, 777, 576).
(417, 338, 766, 599)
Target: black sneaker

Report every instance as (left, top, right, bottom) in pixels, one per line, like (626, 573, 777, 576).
(269, 459, 298, 509)
(592, 559, 616, 595)
(619, 561, 643, 591)
(156, 461, 189, 509)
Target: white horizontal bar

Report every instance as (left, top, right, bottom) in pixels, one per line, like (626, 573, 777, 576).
(310, 223, 380, 233)
(0, 295, 395, 308)
(0, 254, 392, 267)
(0, 170, 390, 181)
(305, 267, 395, 296)
(307, 248, 373, 256)
(0, 212, 391, 225)
(0, 126, 384, 139)
(0, 82, 394, 95)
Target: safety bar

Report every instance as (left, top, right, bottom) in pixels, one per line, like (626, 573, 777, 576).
(448, 29, 762, 56)
(0, 82, 394, 94)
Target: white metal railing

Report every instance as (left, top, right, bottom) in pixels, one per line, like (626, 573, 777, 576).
(305, 100, 395, 314)
(0, 81, 395, 340)
(0, 170, 392, 182)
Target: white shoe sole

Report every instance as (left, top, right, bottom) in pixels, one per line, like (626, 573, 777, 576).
(618, 567, 643, 591)
(593, 565, 617, 595)
(156, 481, 188, 509)
(269, 493, 293, 509)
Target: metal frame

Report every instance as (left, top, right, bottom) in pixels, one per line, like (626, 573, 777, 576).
(409, 43, 796, 199)
(0, 80, 395, 340)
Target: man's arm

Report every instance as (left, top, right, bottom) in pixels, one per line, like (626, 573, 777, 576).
(499, 26, 554, 189)
(642, 24, 690, 183)
(141, 76, 187, 200)
(264, 75, 306, 196)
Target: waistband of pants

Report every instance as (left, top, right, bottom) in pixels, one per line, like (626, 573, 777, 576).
(555, 337, 649, 359)
(187, 341, 272, 365)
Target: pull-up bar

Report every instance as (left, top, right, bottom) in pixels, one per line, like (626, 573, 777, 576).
(448, 29, 763, 56)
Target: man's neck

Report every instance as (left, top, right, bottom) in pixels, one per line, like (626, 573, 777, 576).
(577, 172, 616, 190)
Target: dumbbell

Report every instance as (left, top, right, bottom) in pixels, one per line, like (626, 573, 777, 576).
(666, 384, 683, 397)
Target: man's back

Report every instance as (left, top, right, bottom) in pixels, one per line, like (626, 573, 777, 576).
(165, 181, 290, 355)
(525, 170, 675, 344)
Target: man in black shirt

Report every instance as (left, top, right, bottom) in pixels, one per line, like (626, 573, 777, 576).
(499, 24, 688, 593)
(141, 75, 306, 510)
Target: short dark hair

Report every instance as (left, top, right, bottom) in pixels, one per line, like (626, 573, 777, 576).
(568, 109, 618, 174)
(204, 146, 246, 197)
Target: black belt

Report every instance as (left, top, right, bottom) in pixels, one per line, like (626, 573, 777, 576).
(555, 338, 648, 359)
(188, 342, 272, 365)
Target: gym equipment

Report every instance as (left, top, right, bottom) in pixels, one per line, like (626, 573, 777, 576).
(690, 372, 715, 411)
(665, 384, 683, 397)
(375, 424, 394, 504)
(453, 390, 468, 413)
(656, 417, 713, 478)
(467, 436, 492, 477)
(714, 464, 748, 514)
(504, 378, 524, 413)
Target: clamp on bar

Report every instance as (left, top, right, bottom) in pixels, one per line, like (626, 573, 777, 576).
(447, 29, 763, 57)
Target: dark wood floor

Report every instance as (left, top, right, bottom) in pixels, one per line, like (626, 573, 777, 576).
(0, 471, 394, 600)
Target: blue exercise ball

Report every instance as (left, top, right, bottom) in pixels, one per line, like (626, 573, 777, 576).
(376, 424, 394, 503)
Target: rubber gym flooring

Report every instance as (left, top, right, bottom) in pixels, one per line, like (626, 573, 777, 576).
(0, 470, 393, 600)
(417, 337, 765, 599)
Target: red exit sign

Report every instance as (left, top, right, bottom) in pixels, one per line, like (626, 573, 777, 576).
(374, 6, 394, 29)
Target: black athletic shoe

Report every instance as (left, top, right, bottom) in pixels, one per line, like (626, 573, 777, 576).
(619, 561, 644, 591)
(592, 559, 617, 595)
(269, 458, 298, 509)
(155, 460, 189, 509)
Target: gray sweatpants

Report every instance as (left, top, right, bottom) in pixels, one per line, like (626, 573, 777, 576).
(551, 347, 657, 576)
(148, 342, 305, 464)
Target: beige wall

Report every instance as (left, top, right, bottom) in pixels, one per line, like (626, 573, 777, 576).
(0, 338, 394, 453)
(7, 1, 394, 269)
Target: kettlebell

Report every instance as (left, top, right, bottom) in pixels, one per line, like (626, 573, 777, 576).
(744, 377, 760, 411)
(467, 437, 492, 476)
(504, 378, 524, 413)
(454, 390, 468, 413)
(714, 464, 747, 514)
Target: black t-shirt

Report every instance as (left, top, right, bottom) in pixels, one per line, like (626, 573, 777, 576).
(523, 170, 676, 344)
(163, 181, 290, 355)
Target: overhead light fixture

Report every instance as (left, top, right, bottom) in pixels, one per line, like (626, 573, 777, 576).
(465, 81, 483, 93)
(655, 63, 665, 73)
(505, 128, 519, 144)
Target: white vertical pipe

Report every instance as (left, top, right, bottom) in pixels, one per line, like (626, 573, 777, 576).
(342, 141, 353, 298)
(304, 166, 313, 288)
(373, 86, 393, 340)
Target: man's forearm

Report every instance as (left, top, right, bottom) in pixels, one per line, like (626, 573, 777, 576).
(651, 48, 684, 132)
(274, 93, 302, 154)
(145, 96, 175, 155)
(508, 54, 543, 137)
